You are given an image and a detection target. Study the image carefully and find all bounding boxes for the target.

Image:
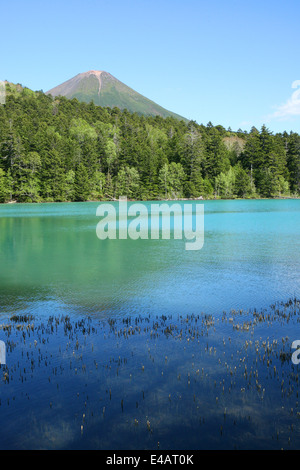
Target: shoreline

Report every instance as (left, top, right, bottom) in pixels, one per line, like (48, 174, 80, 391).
(1, 195, 300, 206)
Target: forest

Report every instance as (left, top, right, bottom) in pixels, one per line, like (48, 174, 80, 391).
(0, 82, 299, 203)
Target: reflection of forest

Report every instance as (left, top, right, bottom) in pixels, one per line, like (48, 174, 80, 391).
(1, 199, 299, 320)
(0, 204, 180, 314)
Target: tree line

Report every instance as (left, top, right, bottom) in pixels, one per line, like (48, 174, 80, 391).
(0, 83, 299, 203)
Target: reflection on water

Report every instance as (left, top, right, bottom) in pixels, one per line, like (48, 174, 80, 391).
(0, 199, 300, 319)
(0, 199, 300, 449)
(0, 300, 300, 450)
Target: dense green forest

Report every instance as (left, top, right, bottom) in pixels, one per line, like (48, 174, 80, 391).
(0, 83, 299, 203)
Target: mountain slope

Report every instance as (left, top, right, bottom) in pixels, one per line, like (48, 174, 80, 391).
(46, 70, 187, 121)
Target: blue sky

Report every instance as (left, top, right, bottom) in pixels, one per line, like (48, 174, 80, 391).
(1, 0, 300, 133)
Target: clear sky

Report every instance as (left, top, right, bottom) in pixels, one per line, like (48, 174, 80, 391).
(1, 0, 300, 133)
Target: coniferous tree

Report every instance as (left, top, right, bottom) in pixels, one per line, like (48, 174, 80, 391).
(0, 168, 8, 202)
(74, 163, 90, 202)
(287, 132, 300, 194)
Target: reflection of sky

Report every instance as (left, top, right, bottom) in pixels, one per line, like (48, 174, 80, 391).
(0, 304, 299, 450)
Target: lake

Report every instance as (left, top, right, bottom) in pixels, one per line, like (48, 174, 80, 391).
(0, 199, 300, 449)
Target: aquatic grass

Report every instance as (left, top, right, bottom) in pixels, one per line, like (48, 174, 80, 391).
(0, 299, 300, 449)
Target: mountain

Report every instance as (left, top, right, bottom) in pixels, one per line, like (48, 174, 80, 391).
(46, 70, 187, 121)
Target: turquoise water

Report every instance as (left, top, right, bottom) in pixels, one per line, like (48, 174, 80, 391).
(0, 199, 299, 319)
(0, 199, 300, 449)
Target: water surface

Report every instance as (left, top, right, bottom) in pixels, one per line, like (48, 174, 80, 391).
(0, 199, 300, 450)
(0, 199, 299, 319)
